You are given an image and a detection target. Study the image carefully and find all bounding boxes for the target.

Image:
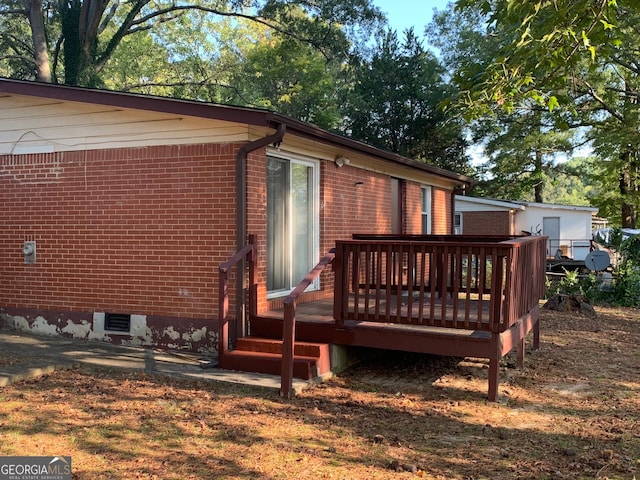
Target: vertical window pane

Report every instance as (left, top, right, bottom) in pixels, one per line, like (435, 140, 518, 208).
(291, 163, 312, 284)
(267, 158, 288, 291)
(421, 186, 431, 235)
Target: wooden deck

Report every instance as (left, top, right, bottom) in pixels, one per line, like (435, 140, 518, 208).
(254, 295, 537, 369)
(219, 234, 547, 401)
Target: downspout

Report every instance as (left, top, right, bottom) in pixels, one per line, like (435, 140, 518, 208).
(235, 123, 286, 339)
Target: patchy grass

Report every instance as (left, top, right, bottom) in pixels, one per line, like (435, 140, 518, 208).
(0, 306, 639, 479)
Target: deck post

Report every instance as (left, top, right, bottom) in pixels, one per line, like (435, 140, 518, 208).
(218, 269, 229, 355)
(218, 240, 255, 360)
(488, 332, 502, 401)
(280, 299, 296, 399)
(516, 336, 525, 368)
(248, 234, 258, 320)
(333, 244, 346, 327)
(533, 308, 541, 350)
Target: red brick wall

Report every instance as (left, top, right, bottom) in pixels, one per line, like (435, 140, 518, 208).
(404, 181, 423, 234)
(320, 162, 392, 241)
(0, 143, 456, 345)
(462, 211, 511, 235)
(433, 187, 452, 234)
(0, 144, 238, 320)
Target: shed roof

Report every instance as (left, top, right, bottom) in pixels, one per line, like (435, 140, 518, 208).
(455, 195, 526, 211)
(0, 78, 472, 186)
(455, 196, 598, 214)
(514, 201, 598, 213)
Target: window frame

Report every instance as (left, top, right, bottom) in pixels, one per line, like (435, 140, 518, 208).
(266, 150, 320, 299)
(454, 211, 462, 235)
(421, 186, 432, 235)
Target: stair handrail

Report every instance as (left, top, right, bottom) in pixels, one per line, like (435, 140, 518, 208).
(280, 248, 336, 398)
(218, 234, 257, 357)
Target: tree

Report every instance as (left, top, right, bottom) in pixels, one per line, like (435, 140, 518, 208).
(343, 28, 472, 173)
(223, 23, 344, 129)
(429, 2, 574, 203)
(453, 0, 640, 226)
(0, 0, 383, 87)
(99, 9, 250, 100)
(544, 157, 597, 207)
(469, 109, 574, 202)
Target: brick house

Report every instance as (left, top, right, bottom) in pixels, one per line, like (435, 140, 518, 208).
(0, 78, 473, 353)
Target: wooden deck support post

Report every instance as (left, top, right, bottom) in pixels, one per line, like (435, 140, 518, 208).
(218, 268, 229, 356)
(488, 333, 502, 402)
(280, 249, 336, 399)
(516, 336, 525, 369)
(280, 299, 296, 399)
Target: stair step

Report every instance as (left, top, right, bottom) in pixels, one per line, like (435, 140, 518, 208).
(249, 316, 335, 343)
(218, 337, 332, 380)
(235, 337, 327, 358)
(218, 350, 321, 380)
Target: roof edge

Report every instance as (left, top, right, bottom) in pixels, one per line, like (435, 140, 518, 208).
(515, 201, 598, 212)
(0, 77, 473, 186)
(455, 195, 526, 210)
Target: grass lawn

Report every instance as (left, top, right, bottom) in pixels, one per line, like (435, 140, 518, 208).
(0, 305, 638, 479)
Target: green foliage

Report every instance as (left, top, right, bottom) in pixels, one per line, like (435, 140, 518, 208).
(546, 269, 598, 298)
(452, 0, 622, 115)
(596, 230, 640, 306)
(225, 29, 343, 128)
(0, 0, 384, 88)
(550, 229, 640, 307)
(0, 11, 36, 79)
(443, 0, 640, 225)
(430, 3, 576, 202)
(342, 28, 473, 174)
(470, 109, 574, 202)
(608, 261, 640, 307)
(620, 235, 640, 265)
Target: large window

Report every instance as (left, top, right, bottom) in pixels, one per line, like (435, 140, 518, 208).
(266, 154, 319, 296)
(421, 186, 432, 234)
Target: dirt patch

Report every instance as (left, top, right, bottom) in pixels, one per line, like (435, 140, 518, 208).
(0, 305, 638, 479)
(0, 355, 19, 367)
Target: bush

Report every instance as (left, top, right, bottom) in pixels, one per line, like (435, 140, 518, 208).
(547, 228, 640, 307)
(546, 269, 600, 299)
(608, 261, 640, 306)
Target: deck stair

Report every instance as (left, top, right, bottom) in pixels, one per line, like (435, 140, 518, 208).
(218, 336, 331, 380)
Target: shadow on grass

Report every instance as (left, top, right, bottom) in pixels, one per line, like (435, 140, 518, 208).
(0, 306, 638, 479)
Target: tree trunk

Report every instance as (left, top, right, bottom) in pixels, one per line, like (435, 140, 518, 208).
(60, 1, 84, 85)
(534, 147, 543, 203)
(619, 151, 638, 228)
(24, 0, 51, 82)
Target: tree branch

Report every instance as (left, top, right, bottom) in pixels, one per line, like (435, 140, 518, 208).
(123, 5, 330, 57)
(0, 7, 27, 15)
(611, 55, 640, 76)
(576, 79, 625, 122)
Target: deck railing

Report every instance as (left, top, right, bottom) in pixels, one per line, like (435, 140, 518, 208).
(333, 235, 547, 333)
(280, 248, 336, 398)
(218, 235, 257, 356)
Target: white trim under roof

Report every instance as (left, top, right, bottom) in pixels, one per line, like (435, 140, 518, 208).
(455, 195, 526, 211)
(515, 201, 598, 213)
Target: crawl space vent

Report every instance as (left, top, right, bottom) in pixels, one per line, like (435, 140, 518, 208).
(104, 313, 131, 333)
